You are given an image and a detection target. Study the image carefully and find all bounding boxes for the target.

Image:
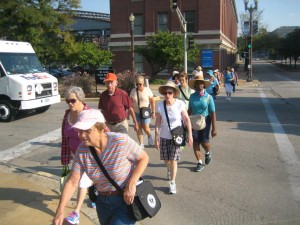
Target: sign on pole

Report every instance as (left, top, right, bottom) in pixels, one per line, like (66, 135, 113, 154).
(201, 49, 213, 68)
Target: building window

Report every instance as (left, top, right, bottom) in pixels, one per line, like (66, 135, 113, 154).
(135, 53, 143, 73)
(184, 11, 196, 33)
(134, 15, 144, 35)
(158, 13, 169, 32)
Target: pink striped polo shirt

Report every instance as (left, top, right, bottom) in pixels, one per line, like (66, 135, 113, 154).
(72, 132, 142, 192)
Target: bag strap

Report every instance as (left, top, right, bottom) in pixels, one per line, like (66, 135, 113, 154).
(136, 88, 141, 109)
(89, 146, 123, 193)
(163, 100, 172, 134)
(178, 85, 189, 101)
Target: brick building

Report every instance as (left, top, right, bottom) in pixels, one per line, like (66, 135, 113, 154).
(109, 0, 238, 76)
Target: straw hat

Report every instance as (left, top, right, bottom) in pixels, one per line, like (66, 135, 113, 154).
(188, 75, 211, 90)
(158, 81, 180, 97)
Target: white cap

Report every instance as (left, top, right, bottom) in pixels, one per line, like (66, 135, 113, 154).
(172, 71, 179, 76)
(73, 109, 105, 130)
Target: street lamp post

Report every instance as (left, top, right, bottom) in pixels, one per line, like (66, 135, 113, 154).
(129, 13, 135, 74)
(171, 0, 187, 73)
(244, 0, 258, 82)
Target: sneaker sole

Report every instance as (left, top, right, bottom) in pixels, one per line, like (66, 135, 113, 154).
(195, 167, 204, 172)
(65, 219, 80, 225)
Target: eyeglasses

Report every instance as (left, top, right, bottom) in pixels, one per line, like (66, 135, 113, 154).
(66, 99, 77, 104)
(136, 83, 143, 86)
(164, 91, 174, 95)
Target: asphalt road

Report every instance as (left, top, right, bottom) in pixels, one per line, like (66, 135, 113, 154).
(1, 61, 300, 225)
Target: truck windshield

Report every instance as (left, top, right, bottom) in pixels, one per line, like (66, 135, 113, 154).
(0, 53, 47, 75)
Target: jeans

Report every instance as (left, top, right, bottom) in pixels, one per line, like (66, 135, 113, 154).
(96, 194, 136, 225)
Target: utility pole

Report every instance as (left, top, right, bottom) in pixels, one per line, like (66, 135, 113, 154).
(170, 0, 187, 73)
(244, 0, 258, 82)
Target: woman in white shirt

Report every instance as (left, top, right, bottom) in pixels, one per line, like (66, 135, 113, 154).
(155, 81, 192, 194)
(130, 75, 155, 148)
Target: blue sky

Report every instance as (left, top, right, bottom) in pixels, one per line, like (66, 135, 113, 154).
(79, 0, 300, 32)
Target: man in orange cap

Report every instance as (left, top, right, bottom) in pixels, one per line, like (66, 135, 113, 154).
(98, 73, 139, 133)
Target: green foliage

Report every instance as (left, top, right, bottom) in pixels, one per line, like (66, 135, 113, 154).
(136, 31, 200, 76)
(70, 42, 113, 74)
(0, 0, 79, 65)
(0, 0, 112, 71)
(149, 79, 166, 85)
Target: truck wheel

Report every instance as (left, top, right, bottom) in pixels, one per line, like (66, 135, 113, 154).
(35, 105, 50, 113)
(0, 100, 17, 122)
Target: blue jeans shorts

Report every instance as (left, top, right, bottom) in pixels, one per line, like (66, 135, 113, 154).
(96, 194, 135, 225)
(135, 112, 151, 124)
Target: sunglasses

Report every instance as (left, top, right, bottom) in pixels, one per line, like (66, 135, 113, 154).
(136, 83, 143, 86)
(66, 99, 77, 104)
(164, 91, 174, 95)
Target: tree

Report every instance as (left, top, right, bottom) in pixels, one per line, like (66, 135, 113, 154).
(0, 0, 80, 65)
(285, 29, 300, 68)
(136, 31, 200, 76)
(70, 42, 113, 74)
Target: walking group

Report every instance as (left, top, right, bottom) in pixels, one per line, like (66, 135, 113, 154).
(52, 66, 238, 225)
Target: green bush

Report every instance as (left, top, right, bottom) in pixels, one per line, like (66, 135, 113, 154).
(149, 78, 166, 85)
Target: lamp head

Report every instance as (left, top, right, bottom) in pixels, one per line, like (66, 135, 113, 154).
(129, 13, 135, 22)
(254, 0, 259, 10)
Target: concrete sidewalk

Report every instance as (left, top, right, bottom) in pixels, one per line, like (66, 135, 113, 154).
(0, 164, 96, 225)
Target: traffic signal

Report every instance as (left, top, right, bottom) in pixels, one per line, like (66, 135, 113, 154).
(188, 36, 195, 49)
(247, 36, 251, 49)
(171, 0, 178, 9)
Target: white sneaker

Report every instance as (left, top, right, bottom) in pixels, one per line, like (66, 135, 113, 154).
(169, 181, 176, 194)
(140, 144, 144, 149)
(148, 135, 154, 146)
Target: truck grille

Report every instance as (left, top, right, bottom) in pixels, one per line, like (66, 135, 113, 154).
(36, 83, 53, 99)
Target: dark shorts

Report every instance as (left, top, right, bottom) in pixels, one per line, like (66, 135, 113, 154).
(159, 138, 182, 161)
(192, 116, 212, 143)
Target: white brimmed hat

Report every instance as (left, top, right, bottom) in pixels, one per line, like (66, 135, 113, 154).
(73, 109, 105, 130)
(158, 81, 180, 97)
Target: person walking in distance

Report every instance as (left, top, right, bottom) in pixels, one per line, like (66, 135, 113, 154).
(130, 75, 155, 148)
(61, 86, 95, 224)
(204, 70, 220, 100)
(223, 66, 234, 101)
(188, 75, 217, 172)
(155, 81, 193, 194)
(231, 67, 239, 93)
(176, 71, 195, 109)
(98, 73, 139, 133)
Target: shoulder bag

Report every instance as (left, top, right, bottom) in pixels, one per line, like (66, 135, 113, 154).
(89, 146, 161, 221)
(163, 101, 186, 146)
(189, 95, 210, 130)
(137, 88, 151, 119)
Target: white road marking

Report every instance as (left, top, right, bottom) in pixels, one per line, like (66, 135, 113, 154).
(260, 90, 300, 201)
(275, 74, 298, 84)
(0, 128, 60, 162)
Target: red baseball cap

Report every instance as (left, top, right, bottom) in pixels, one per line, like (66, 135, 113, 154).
(104, 73, 117, 82)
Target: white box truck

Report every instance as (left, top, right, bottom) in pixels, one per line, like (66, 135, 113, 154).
(0, 40, 61, 122)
